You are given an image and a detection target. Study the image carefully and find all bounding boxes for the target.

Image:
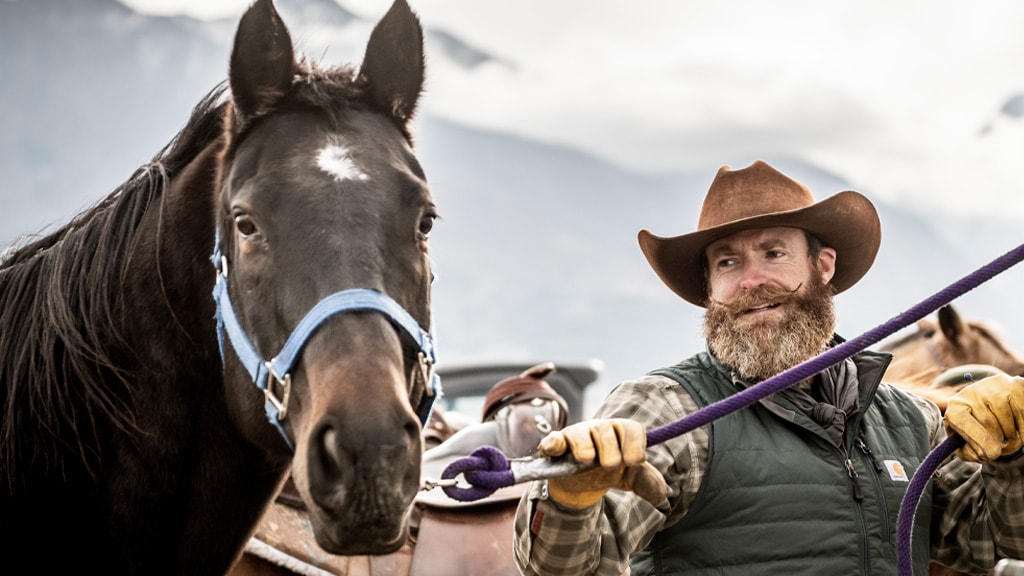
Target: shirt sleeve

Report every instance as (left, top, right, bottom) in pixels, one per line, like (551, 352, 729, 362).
(906, 392, 1024, 572)
(513, 375, 709, 576)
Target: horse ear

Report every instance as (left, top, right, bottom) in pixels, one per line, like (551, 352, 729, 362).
(937, 305, 964, 344)
(358, 0, 425, 127)
(229, 0, 296, 131)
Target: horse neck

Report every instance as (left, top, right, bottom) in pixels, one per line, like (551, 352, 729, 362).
(979, 349, 1024, 378)
(1006, 359, 1024, 377)
(116, 142, 223, 368)
(966, 325, 1024, 377)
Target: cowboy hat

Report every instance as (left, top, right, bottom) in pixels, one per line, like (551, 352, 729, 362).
(638, 160, 881, 307)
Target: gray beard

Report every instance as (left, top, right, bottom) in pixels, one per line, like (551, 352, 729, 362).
(704, 278, 836, 383)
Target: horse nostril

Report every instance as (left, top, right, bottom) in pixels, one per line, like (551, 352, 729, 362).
(405, 420, 420, 442)
(322, 427, 341, 467)
(309, 421, 345, 496)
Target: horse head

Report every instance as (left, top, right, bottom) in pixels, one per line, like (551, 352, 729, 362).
(881, 304, 1024, 411)
(215, 0, 435, 554)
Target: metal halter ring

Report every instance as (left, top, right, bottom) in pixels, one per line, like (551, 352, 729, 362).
(409, 351, 436, 398)
(264, 362, 292, 421)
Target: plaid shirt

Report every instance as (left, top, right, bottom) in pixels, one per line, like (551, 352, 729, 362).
(513, 370, 1024, 575)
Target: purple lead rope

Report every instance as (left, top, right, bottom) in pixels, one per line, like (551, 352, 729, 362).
(441, 242, 1024, 575)
(896, 435, 965, 575)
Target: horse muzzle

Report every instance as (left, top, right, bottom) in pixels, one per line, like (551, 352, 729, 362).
(298, 402, 422, 554)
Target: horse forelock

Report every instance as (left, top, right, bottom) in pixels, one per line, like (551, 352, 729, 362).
(292, 58, 417, 143)
(0, 84, 230, 488)
(222, 59, 414, 161)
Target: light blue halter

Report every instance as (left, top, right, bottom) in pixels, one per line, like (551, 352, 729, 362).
(210, 233, 441, 449)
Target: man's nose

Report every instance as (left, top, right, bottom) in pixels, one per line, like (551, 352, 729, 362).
(737, 261, 768, 290)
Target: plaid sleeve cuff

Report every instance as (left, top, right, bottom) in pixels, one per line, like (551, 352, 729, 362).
(516, 481, 605, 575)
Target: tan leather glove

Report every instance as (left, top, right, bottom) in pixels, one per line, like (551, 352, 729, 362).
(944, 374, 1024, 463)
(539, 418, 668, 510)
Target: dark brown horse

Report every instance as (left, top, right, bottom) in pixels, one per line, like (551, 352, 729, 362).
(0, 0, 437, 572)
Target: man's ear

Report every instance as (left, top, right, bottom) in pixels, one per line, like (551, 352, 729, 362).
(817, 247, 837, 285)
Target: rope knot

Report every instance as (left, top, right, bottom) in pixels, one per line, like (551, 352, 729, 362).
(441, 445, 514, 501)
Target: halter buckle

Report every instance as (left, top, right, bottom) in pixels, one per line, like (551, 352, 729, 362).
(410, 352, 436, 398)
(264, 362, 292, 421)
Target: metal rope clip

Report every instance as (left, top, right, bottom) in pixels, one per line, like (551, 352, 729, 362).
(507, 454, 594, 483)
(420, 477, 458, 492)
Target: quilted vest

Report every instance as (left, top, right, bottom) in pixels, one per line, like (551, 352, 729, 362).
(631, 349, 933, 576)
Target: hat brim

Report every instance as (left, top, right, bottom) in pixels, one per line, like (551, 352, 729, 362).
(638, 190, 880, 307)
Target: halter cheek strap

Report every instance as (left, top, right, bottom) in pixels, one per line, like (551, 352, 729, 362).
(210, 234, 441, 449)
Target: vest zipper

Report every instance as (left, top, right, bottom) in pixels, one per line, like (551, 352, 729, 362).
(840, 443, 871, 575)
(857, 436, 891, 542)
(844, 454, 864, 501)
(857, 436, 884, 472)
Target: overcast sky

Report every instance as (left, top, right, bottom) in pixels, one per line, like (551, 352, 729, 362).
(121, 0, 1024, 219)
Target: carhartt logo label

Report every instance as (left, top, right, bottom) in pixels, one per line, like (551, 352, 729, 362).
(884, 459, 909, 482)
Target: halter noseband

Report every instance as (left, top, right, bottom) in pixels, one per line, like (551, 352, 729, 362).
(210, 234, 441, 449)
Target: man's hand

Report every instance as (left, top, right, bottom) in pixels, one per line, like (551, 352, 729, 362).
(539, 418, 667, 509)
(944, 374, 1024, 463)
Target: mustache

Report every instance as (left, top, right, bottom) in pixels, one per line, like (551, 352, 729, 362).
(706, 283, 803, 314)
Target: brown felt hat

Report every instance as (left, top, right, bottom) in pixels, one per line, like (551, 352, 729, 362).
(638, 160, 881, 307)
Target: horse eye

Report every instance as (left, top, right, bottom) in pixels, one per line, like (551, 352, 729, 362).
(234, 214, 258, 237)
(418, 215, 435, 238)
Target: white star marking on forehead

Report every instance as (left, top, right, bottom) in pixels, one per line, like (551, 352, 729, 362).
(316, 142, 370, 183)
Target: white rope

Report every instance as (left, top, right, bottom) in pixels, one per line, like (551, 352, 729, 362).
(243, 537, 337, 576)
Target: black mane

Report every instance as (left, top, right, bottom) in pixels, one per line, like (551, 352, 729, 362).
(0, 85, 228, 487)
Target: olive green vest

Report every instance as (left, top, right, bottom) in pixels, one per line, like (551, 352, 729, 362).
(631, 350, 933, 576)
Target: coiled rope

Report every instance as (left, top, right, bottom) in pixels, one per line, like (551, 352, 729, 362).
(441, 242, 1024, 576)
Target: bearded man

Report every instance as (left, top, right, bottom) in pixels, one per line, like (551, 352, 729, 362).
(513, 160, 1024, 575)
